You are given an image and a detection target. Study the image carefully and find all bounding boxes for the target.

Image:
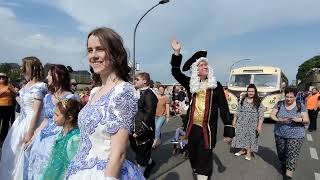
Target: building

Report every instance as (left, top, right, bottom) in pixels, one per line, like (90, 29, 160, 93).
(297, 68, 320, 91)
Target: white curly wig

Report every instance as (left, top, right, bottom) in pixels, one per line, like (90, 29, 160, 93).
(189, 57, 217, 93)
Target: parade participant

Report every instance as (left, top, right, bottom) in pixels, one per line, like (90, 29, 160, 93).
(0, 57, 47, 179)
(70, 79, 81, 102)
(306, 87, 319, 132)
(24, 64, 77, 179)
(231, 84, 265, 160)
(130, 72, 158, 178)
(170, 38, 234, 180)
(66, 27, 144, 180)
(153, 85, 170, 148)
(40, 99, 81, 180)
(0, 72, 17, 142)
(270, 87, 309, 180)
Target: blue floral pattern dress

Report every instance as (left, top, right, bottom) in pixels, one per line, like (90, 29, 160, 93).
(66, 82, 145, 180)
(24, 93, 77, 180)
(0, 82, 47, 180)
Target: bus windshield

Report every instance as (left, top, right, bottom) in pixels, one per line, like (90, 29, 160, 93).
(229, 74, 251, 87)
(229, 74, 278, 88)
(253, 74, 278, 88)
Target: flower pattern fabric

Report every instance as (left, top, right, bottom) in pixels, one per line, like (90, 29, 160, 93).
(66, 82, 145, 180)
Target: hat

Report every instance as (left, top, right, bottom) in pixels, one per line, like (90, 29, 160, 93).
(182, 50, 207, 71)
(0, 73, 8, 77)
(70, 79, 77, 84)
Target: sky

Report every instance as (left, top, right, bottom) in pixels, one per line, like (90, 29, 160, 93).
(0, 0, 320, 84)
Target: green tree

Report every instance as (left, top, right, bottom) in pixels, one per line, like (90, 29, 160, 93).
(0, 63, 11, 73)
(0, 63, 21, 85)
(296, 55, 320, 81)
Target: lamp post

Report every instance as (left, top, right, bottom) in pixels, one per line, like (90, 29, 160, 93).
(229, 58, 252, 72)
(132, 0, 169, 81)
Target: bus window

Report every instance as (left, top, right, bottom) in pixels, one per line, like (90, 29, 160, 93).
(229, 74, 251, 87)
(253, 74, 277, 88)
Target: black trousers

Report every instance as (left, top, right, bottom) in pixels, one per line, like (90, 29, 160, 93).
(308, 109, 318, 131)
(275, 135, 304, 171)
(129, 138, 153, 167)
(0, 106, 11, 141)
(188, 125, 213, 176)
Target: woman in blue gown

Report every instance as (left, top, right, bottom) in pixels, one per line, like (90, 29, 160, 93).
(24, 64, 77, 179)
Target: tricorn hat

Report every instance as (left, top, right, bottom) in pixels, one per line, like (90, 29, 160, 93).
(182, 50, 207, 71)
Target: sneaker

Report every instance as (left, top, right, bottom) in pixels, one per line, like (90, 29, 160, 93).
(234, 150, 246, 156)
(170, 139, 179, 144)
(245, 156, 251, 161)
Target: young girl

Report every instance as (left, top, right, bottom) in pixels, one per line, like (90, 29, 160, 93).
(41, 99, 81, 180)
(24, 64, 76, 179)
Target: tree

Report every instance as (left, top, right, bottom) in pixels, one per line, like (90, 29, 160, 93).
(296, 55, 320, 81)
(0, 63, 21, 85)
(0, 63, 11, 73)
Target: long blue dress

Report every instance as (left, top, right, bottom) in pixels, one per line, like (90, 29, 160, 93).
(24, 93, 77, 180)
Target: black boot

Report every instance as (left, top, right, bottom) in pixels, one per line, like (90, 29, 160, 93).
(283, 175, 292, 180)
(281, 165, 286, 174)
(144, 160, 156, 178)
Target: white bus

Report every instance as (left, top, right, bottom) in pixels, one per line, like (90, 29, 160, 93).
(226, 66, 288, 118)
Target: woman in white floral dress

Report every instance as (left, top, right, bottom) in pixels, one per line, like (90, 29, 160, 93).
(66, 27, 144, 180)
(0, 57, 47, 179)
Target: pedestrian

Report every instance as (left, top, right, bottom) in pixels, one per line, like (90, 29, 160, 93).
(270, 87, 309, 180)
(0, 57, 48, 179)
(129, 72, 158, 178)
(171, 85, 179, 101)
(0, 72, 17, 143)
(178, 87, 186, 102)
(153, 85, 170, 148)
(65, 27, 144, 180)
(170, 38, 234, 180)
(24, 64, 77, 179)
(40, 99, 81, 180)
(231, 84, 265, 160)
(306, 87, 319, 132)
(70, 79, 81, 102)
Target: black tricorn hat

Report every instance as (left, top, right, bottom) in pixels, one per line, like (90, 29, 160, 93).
(182, 50, 207, 71)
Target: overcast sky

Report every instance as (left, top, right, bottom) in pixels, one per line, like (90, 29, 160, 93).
(0, 0, 320, 84)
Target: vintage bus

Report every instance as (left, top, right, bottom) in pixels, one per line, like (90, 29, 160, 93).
(226, 66, 288, 118)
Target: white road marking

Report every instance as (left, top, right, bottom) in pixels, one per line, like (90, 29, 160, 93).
(310, 147, 319, 160)
(315, 173, 320, 180)
(307, 134, 313, 142)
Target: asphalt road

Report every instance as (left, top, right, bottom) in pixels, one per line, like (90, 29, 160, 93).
(149, 116, 320, 180)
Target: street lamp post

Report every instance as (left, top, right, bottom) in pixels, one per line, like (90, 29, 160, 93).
(229, 58, 252, 73)
(132, 0, 169, 81)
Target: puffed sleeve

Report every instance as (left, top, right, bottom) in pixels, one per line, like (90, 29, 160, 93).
(32, 83, 48, 100)
(106, 84, 138, 134)
(66, 134, 80, 161)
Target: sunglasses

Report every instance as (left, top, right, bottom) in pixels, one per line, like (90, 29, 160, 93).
(0, 76, 7, 79)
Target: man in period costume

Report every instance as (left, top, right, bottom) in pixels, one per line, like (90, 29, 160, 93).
(170, 38, 235, 180)
(129, 72, 158, 178)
